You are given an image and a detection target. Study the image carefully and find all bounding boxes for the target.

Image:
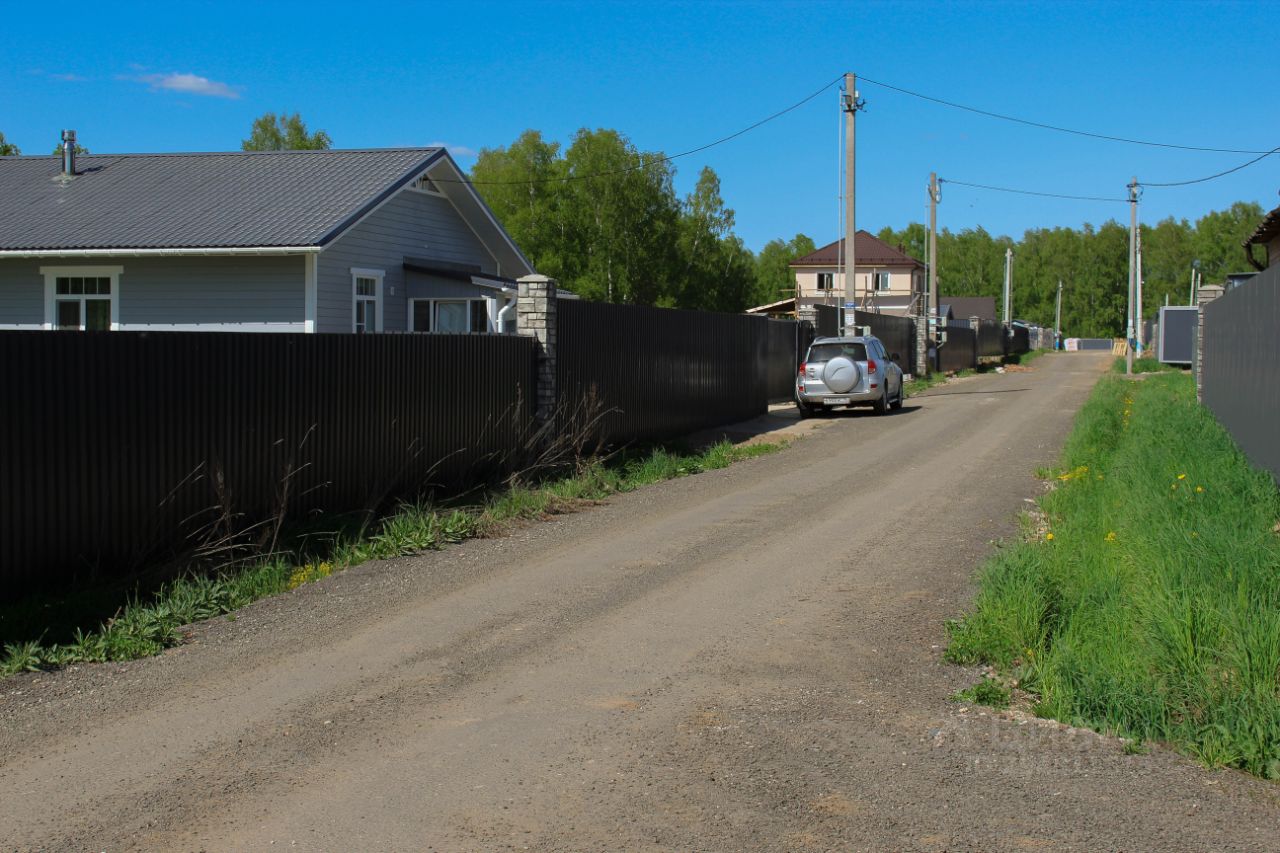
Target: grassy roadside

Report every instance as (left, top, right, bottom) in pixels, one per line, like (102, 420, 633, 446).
(0, 440, 782, 677)
(946, 367, 1280, 779)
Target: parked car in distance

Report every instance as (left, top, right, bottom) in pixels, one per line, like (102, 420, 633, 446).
(796, 335, 904, 418)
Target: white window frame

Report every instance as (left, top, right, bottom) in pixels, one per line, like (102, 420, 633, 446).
(408, 297, 493, 334)
(40, 266, 122, 331)
(816, 272, 833, 292)
(351, 268, 385, 334)
(875, 271, 892, 292)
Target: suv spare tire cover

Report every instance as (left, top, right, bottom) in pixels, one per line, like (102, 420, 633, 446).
(822, 356, 859, 393)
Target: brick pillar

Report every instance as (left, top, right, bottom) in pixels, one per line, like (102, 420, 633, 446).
(1195, 284, 1223, 403)
(517, 274, 557, 421)
(915, 309, 929, 378)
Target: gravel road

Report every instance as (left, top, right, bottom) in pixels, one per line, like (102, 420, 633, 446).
(3, 350, 1277, 851)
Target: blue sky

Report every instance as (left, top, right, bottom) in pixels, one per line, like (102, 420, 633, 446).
(2, 0, 1276, 251)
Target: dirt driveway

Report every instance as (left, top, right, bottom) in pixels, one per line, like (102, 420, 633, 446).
(3, 350, 1276, 851)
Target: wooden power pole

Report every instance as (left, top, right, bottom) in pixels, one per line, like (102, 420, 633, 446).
(1126, 177, 1138, 375)
(1002, 247, 1013, 324)
(841, 72, 862, 335)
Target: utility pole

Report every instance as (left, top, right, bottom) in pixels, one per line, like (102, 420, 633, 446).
(928, 172, 940, 362)
(841, 72, 863, 335)
(1055, 279, 1063, 349)
(1002, 247, 1013, 324)
(1190, 259, 1200, 305)
(1126, 177, 1138, 375)
(1135, 223, 1145, 355)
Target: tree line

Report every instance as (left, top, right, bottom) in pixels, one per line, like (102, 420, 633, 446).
(877, 202, 1264, 337)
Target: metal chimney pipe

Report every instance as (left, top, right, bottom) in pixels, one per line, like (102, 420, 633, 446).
(61, 129, 76, 176)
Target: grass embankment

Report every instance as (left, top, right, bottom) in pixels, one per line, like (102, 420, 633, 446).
(1110, 355, 1181, 374)
(947, 368, 1280, 779)
(1, 440, 781, 677)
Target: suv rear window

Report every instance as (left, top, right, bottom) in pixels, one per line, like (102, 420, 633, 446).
(806, 342, 867, 362)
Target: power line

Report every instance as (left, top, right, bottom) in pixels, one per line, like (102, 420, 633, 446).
(439, 74, 844, 186)
(938, 178, 1127, 203)
(857, 74, 1274, 155)
(1141, 145, 1280, 187)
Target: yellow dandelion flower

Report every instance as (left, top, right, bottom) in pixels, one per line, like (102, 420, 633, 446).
(1046, 532, 1055, 541)
(1195, 486, 1204, 493)
(1177, 473, 1187, 480)
(1105, 531, 1117, 542)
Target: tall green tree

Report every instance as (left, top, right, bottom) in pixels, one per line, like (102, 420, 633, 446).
(0, 132, 19, 156)
(241, 112, 332, 151)
(753, 233, 815, 307)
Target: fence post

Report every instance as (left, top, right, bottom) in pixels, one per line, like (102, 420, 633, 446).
(517, 274, 557, 421)
(1194, 284, 1223, 403)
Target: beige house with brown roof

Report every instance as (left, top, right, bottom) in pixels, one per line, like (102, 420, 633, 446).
(788, 231, 924, 317)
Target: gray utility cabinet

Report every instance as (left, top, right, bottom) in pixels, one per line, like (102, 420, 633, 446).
(1158, 306, 1198, 364)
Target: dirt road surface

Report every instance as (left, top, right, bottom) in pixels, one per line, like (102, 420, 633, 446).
(3, 351, 1277, 851)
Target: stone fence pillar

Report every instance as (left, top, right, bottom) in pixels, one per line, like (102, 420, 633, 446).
(1195, 284, 1224, 403)
(516, 274, 557, 421)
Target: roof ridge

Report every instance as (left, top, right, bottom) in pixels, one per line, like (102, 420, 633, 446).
(1, 147, 442, 160)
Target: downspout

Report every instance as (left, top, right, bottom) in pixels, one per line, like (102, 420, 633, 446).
(496, 287, 517, 333)
(1244, 241, 1265, 272)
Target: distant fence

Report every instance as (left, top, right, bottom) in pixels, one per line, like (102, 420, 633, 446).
(852, 310, 916, 366)
(1201, 264, 1280, 484)
(1006, 325, 1030, 355)
(556, 299, 798, 446)
(976, 320, 1004, 358)
(938, 324, 978, 373)
(0, 332, 538, 596)
(813, 303, 839, 337)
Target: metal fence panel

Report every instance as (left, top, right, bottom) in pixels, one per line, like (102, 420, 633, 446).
(851, 310, 916, 367)
(1201, 264, 1280, 484)
(976, 320, 1004, 357)
(763, 318, 801, 403)
(556, 300, 771, 445)
(938, 324, 978, 373)
(813, 304, 839, 338)
(1158, 306, 1197, 364)
(0, 331, 537, 598)
(1006, 325, 1030, 355)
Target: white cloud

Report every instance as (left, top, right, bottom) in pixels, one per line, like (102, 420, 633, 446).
(429, 141, 478, 158)
(131, 72, 240, 100)
(49, 72, 88, 82)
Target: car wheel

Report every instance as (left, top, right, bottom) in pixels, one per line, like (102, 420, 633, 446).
(797, 400, 814, 419)
(891, 382, 905, 410)
(873, 385, 889, 415)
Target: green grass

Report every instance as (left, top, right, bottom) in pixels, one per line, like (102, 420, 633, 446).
(1110, 355, 1183, 374)
(952, 677, 1013, 709)
(946, 371, 1280, 779)
(1, 439, 783, 678)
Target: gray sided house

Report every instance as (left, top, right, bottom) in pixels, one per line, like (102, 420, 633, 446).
(0, 144, 533, 334)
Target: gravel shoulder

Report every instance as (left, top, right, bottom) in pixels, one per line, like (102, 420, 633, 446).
(2, 351, 1276, 851)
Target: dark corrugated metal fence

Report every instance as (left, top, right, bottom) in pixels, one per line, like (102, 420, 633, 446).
(938, 324, 978, 373)
(556, 299, 792, 445)
(852, 310, 916, 366)
(1201, 265, 1280, 484)
(763, 318, 801, 403)
(976, 320, 1004, 357)
(0, 331, 537, 596)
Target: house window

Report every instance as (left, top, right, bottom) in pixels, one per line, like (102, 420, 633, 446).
(351, 269, 384, 333)
(816, 273, 834, 291)
(41, 266, 122, 331)
(875, 272, 892, 292)
(409, 298, 491, 333)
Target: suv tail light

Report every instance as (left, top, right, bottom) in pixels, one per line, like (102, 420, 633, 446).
(798, 362, 806, 376)
(867, 358, 878, 375)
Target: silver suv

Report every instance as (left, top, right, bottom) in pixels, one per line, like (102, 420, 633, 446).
(796, 335, 905, 417)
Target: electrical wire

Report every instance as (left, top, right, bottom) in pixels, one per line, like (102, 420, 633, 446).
(857, 74, 1274, 155)
(1141, 145, 1280, 187)
(938, 178, 1127, 203)
(437, 74, 844, 186)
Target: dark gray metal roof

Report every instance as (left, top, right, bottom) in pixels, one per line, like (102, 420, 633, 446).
(0, 148, 443, 251)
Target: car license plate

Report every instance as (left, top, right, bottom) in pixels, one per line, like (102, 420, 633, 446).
(825, 397, 851, 406)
